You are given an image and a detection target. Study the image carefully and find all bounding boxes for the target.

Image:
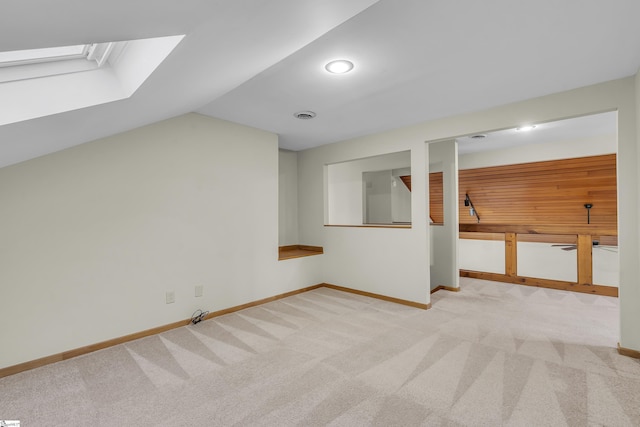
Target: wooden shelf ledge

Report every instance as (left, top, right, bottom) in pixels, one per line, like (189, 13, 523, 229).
(278, 245, 324, 260)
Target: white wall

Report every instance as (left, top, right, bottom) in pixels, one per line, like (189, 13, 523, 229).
(391, 167, 411, 223)
(3, 78, 638, 370)
(429, 140, 459, 290)
(322, 226, 426, 302)
(363, 170, 392, 223)
(623, 70, 640, 349)
(0, 113, 323, 369)
(517, 242, 578, 282)
(298, 76, 639, 351)
(459, 239, 505, 274)
(302, 141, 429, 304)
(593, 244, 620, 287)
(278, 149, 299, 245)
(326, 151, 410, 225)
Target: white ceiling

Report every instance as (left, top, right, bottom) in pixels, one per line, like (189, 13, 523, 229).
(457, 111, 618, 155)
(2, 0, 640, 168)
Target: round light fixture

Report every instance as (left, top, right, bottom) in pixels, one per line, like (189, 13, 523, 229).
(516, 125, 536, 132)
(294, 111, 316, 120)
(325, 59, 354, 74)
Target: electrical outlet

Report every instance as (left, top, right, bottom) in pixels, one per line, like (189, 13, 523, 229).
(195, 285, 203, 297)
(166, 291, 175, 304)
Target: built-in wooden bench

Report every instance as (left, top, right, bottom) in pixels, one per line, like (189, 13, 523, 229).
(278, 245, 324, 260)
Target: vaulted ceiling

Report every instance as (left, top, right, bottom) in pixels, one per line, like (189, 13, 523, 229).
(2, 0, 640, 168)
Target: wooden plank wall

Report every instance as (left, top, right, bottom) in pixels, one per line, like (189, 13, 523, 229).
(457, 154, 617, 232)
(405, 172, 444, 224)
(399, 175, 412, 191)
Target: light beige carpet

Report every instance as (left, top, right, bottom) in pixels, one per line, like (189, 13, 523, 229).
(1, 278, 639, 426)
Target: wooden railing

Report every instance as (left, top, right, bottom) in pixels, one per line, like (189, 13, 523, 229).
(459, 224, 618, 297)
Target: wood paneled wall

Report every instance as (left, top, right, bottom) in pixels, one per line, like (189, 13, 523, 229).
(403, 173, 444, 224)
(458, 154, 617, 232)
(399, 175, 412, 191)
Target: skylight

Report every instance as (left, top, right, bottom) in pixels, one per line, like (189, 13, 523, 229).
(0, 42, 120, 84)
(0, 45, 88, 66)
(0, 35, 184, 127)
(0, 43, 114, 68)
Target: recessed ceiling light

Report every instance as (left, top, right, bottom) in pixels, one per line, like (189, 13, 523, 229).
(294, 111, 316, 120)
(325, 59, 354, 74)
(516, 125, 536, 132)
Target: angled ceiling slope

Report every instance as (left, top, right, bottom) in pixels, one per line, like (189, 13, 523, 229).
(0, 35, 184, 127)
(0, 0, 379, 169)
(2, 1, 640, 169)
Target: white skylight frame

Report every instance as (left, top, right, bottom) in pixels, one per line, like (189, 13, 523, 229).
(0, 44, 88, 67)
(0, 35, 185, 127)
(0, 43, 116, 68)
(0, 42, 120, 84)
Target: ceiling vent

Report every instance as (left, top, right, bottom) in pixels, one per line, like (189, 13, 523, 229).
(294, 111, 316, 120)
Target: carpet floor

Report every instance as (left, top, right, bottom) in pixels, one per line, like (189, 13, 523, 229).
(1, 278, 639, 426)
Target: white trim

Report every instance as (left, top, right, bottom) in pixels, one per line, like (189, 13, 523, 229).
(0, 42, 119, 83)
(0, 44, 88, 67)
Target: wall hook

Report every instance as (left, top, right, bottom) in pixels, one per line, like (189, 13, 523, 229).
(584, 203, 593, 224)
(465, 194, 480, 223)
